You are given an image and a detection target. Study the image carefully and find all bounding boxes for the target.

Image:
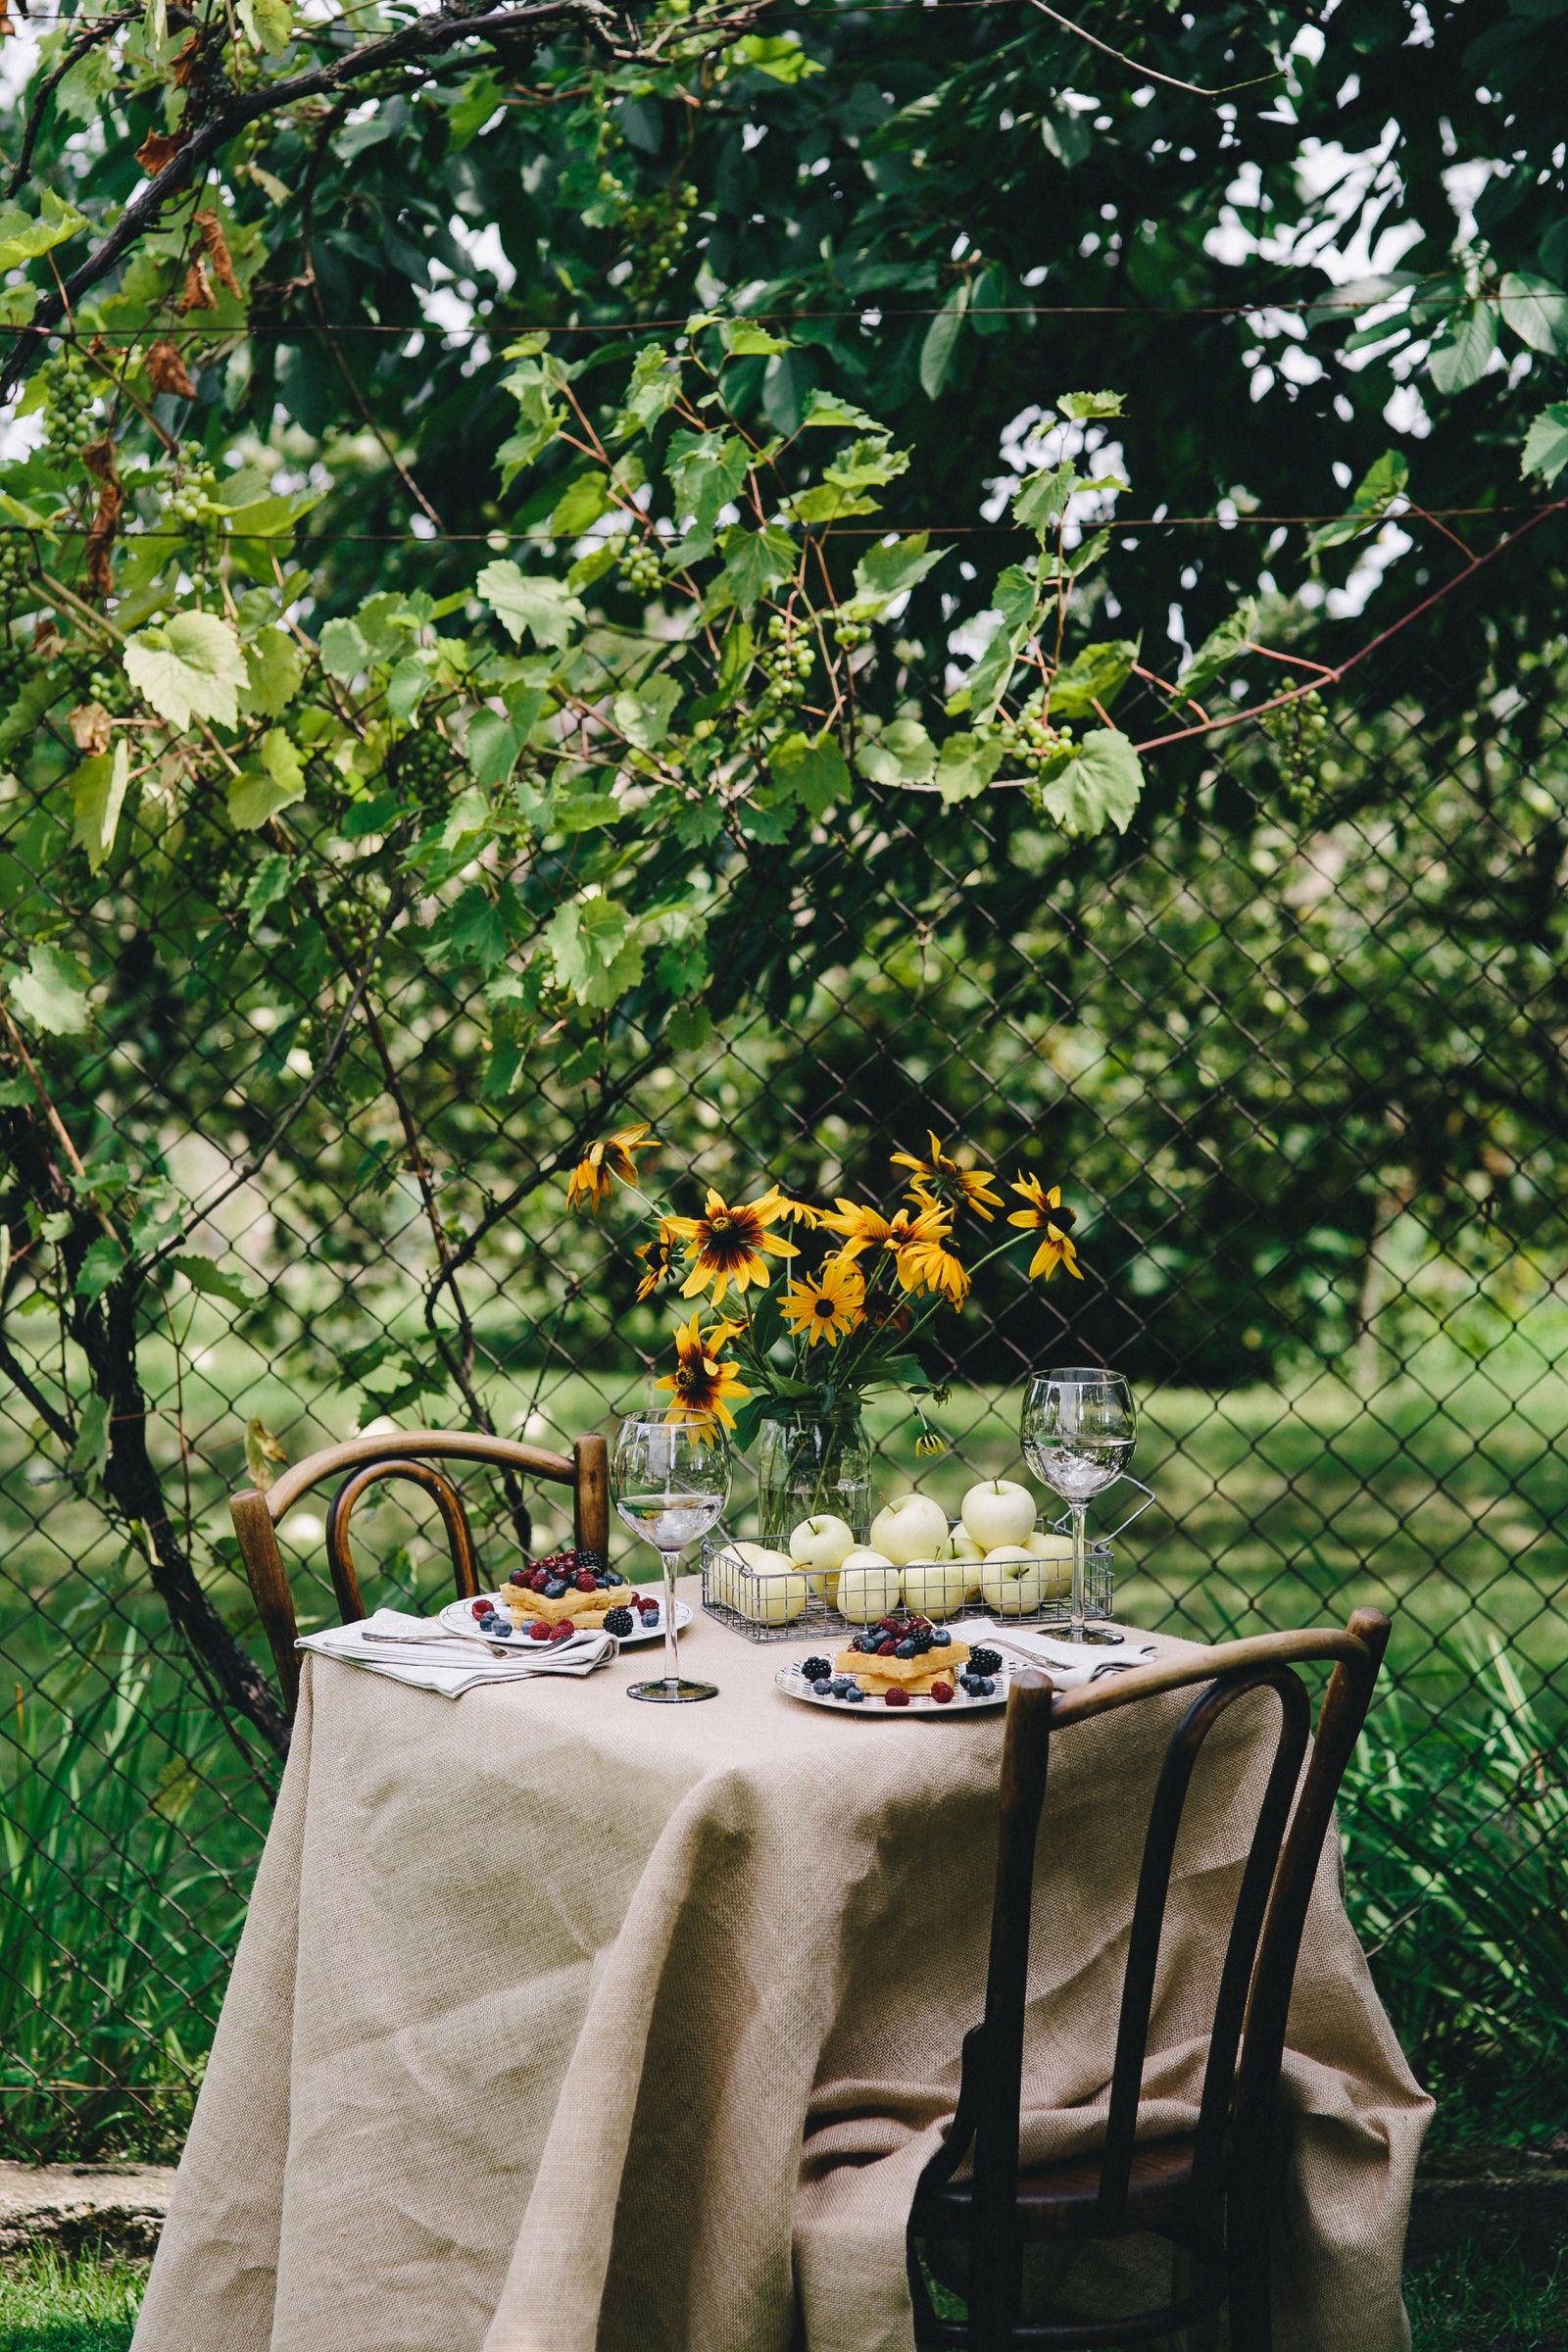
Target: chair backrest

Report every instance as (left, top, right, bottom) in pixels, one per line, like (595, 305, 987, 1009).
(231, 1428, 611, 1717)
(965, 1610, 1390, 2300)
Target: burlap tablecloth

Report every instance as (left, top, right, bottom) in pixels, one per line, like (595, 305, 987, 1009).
(133, 1590, 1431, 2352)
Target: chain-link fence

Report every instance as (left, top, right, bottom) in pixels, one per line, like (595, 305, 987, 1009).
(2, 656, 1564, 2165)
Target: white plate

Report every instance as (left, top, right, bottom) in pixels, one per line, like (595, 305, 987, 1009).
(438, 1593, 692, 1649)
(774, 1653, 1011, 1716)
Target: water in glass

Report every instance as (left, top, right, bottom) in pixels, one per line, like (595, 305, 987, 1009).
(1020, 1367, 1137, 1645)
(612, 1412, 731, 1703)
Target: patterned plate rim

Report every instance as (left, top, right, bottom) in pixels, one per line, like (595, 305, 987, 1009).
(437, 1594, 692, 1649)
(773, 1655, 1011, 1715)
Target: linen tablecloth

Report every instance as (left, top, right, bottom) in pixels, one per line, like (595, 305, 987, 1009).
(132, 1589, 1432, 2352)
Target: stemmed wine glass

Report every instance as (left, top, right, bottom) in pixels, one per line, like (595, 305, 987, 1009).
(1020, 1367, 1138, 1647)
(612, 1411, 731, 1704)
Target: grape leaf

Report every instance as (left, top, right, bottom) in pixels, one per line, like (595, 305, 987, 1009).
(124, 612, 249, 730)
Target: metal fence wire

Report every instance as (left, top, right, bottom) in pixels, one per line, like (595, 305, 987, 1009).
(1, 660, 1564, 2163)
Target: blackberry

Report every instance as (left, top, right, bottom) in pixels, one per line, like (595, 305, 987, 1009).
(575, 1549, 606, 1570)
(603, 1607, 634, 1637)
(969, 1647, 1002, 1677)
(801, 1657, 831, 1683)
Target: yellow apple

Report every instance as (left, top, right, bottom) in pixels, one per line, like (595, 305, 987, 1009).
(731, 1542, 808, 1626)
(790, 1512, 858, 1594)
(943, 1527, 986, 1600)
(980, 1544, 1046, 1616)
(868, 1493, 951, 1565)
(1025, 1533, 1076, 1603)
(900, 1555, 970, 1618)
(837, 1551, 902, 1623)
(960, 1479, 1037, 1551)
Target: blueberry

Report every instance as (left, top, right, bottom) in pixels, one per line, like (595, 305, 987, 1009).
(544, 1580, 567, 1599)
(594, 1575, 609, 1590)
(932, 1630, 952, 1647)
(976, 1677, 997, 1697)
(844, 1686, 866, 1702)
(605, 1570, 624, 1586)
(895, 1640, 917, 1660)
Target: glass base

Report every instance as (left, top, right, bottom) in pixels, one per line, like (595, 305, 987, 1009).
(627, 1676, 718, 1704)
(1038, 1621, 1126, 1646)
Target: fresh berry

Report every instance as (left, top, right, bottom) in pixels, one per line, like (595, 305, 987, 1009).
(576, 1550, 605, 1570)
(529, 1620, 552, 1642)
(594, 1575, 609, 1590)
(802, 1657, 831, 1682)
(531, 1570, 549, 1592)
(544, 1579, 567, 1599)
(509, 1568, 527, 1588)
(932, 1630, 952, 1647)
(975, 1677, 996, 1696)
(895, 1640, 917, 1660)
(912, 1632, 934, 1654)
(970, 1648, 1002, 1677)
(604, 1607, 634, 1637)
(879, 1616, 902, 1633)
(640, 1604, 660, 1624)
(605, 1570, 624, 1586)
(471, 1599, 491, 1620)
(549, 1621, 574, 1643)
(877, 1638, 898, 1656)
(931, 1682, 955, 1703)
(885, 1688, 910, 1707)
(574, 1570, 598, 1593)
(629, 1593, 642, 1608)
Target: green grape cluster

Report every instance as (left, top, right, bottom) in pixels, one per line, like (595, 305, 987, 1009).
(389, 727, 456, 808)
(621, 182, 699, 300)
(38, 354, 98, 468)
(0, 533, 33, 610)
(166, 441, 222, 532)
(996, 696, 1074, 777)
(1260, 686, 1331, 816)
(759, 612, 814, 709)
(86, 663, 133, 716)
(832, 615, 871, 653)
(618, 539, 664, 599)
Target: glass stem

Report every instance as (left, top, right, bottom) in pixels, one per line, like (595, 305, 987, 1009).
(1070, 1503, 1087, 1645)
(661, 1551, 681, 1687)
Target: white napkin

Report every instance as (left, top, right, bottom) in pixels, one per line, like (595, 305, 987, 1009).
(949, 1618, 1158, 1690)
(297, 1606, 614, 1698)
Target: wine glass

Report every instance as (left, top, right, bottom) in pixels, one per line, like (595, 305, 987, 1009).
(612, 1412, 731, 1703)
(1020, 1367, 1137, 1647)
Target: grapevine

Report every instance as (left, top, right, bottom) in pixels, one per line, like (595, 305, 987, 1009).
(38, 353, 99, 471)
(1259, 686, 1331, 818)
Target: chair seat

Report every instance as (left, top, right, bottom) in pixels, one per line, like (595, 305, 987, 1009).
(911, 2132, 1199, 2243)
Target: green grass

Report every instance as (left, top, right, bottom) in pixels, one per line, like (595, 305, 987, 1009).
(0, 2252, 143, 2352)
(1407, 2239, 1568, 2351)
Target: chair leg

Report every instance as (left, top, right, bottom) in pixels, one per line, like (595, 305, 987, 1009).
(1225, 2203, 1273, 2352)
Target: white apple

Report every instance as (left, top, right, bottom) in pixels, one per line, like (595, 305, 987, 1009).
(943, 1527, 986, 1599)
(837, 1551, 902, 1623)
(900, 1555, 970, 1618)
(868, 1493, 950, 1566)
(960, 1479, 1038, 1551)
(980, 1544, 1046, 1616)
(789, 1513, 858, 1593)
(1025, 1532, 1076, 1603)
(731, 1541, 808, 1626)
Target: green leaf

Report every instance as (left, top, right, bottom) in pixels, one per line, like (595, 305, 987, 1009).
(1040, 102, 1091, 169)
(715, 620, 755, 700)
(919, 283, 969, 400)
(6, 944, 91, 1036)
(548, 472, 614, 536)
(1522, 403, 1568, 487)
(318, 617, 370, 680)
(1497, 271, 1568, 357)
(730, 31, 822, 80)
(71, 739, 129, 874)
(668, 430, 752, 557)
(613, 674, 680, 750)
(443, 885, 509, 973)
(1048, 638, 1138, 720)
(964, 564, 1042, 724)
(124, 612, 248, 730)
(466, 698, 540, 787)
(229, 730, 306, 830)
(242, 853, 292, 925)
(846, 531, 949, 617)
(801, 390, 883, 431)
(1309, 451, 1409, 554)
(935, 732, 1006, 804)
(236, 0, 291, 50)
(243, 626, 305, 716)
(0, 191, 88, 272)
(478, 562, 585, 649)
(386, 653, 435, 721)
(612, 346, 682, 441)
(718, 319, 794, 355)
(1056, 390, 1126, 421)
(1039, 727, 1145, 837)
(1177, 599, 1258, 702)
(716, 523, 797, 613)
(1014, 464, 1079, 535)
(857, 717, 938, 788)
(169, 1251, 256, 1308)
(770, 731, 851, 816)
(545, 892, 646, 1007)
(1428, 301, 1498, 394)
(782, 483, 882, 524)
(70, 1392, 111, 1486)
(75, 1235, 127, 1301)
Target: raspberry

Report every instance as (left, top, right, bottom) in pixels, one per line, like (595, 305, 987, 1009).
(531, 1571, 549, 1592)
(885, 1688, 910, 1707)
(877, 1639, 898, 1656)
(471, 1599, 491, 1620)
(549, 1621, 574, 1643)
(574, 1570, 598, 1592)
(930, 1682, 955, 1704)
(528, 1620, 552, 1642)
(509, 1568, 526, 1587)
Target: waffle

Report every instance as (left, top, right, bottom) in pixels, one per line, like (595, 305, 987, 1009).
(502, 1585, 635, 1629)
(834, 1641, 970, 1694)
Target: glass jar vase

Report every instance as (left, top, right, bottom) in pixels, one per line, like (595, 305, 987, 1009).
(754, 1406, 873, 1551)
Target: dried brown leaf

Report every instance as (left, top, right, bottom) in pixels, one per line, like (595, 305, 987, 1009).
(70, 703, 114, 756)
(178, 257, 218, 313)
(171, 29, 204, 85)
(145, 340, 197, 399)
(134, 127, 188, 176)
(194, 209, 242, 299)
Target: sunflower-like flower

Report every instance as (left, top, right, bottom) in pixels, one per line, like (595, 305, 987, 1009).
(564, 1122, 656, 1214)
(634, 1218, 685, 1302)
(820, 1197, 952, 1266)
(667, 1184, 798, 1304)
(891, 1130, 1004, 1222)
(656, 1309, 752, 1430)
(779, 1255, 865, 1348)
(1007, 1177, 1083, 1282)
(899, 1233, 971, 1306)
(773, 1194, 823, 1229)
(914, 1430, 947, 1459)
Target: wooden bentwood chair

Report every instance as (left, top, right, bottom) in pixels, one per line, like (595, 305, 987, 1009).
(231, 1427, 611, 1718)
(907, 1607, 1391, 2352)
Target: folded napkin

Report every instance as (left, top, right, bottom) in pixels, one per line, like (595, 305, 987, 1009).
(297, 1607, 614, 1698)
(948, 1618, 1159, 1689)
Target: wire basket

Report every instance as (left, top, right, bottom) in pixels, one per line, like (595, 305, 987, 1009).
(700, 1479, 1153, 1644)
